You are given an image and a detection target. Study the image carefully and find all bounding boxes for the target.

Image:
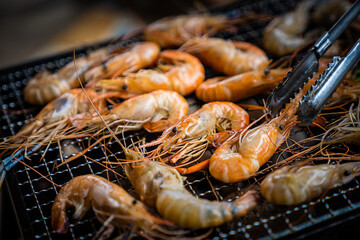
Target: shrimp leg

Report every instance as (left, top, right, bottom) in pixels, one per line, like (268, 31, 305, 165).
(176, 159, 210, 174)
(141, 102, 249, 165)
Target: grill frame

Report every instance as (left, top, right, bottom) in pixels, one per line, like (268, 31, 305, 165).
(2, 0, 360, 239)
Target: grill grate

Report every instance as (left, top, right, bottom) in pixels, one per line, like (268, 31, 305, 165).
(2, 0, 360, 239)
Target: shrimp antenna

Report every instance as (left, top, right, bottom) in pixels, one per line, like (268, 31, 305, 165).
(73, 51, 129, 156)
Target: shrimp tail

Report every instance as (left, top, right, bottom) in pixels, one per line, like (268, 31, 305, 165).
(233, 190, 261, 217)
(207, 130, 239, 148)
(51, 200, 69, 233)
(142, 120, 171, 133)
(176, 159, 210, 174)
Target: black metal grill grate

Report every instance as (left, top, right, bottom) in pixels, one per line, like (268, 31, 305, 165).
(2, 0, 360, 239)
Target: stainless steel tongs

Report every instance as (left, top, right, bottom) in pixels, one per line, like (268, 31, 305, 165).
(267, 0, 360, 126)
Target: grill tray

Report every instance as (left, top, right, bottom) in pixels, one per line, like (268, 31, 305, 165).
(2, 0, 360, 239)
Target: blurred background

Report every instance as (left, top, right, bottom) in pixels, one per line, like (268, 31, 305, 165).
(0, 0, 236, 69)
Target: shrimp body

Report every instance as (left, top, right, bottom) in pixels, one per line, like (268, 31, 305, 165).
(260, 163, 360, 205)
(84, 41, 160, 82)
(209, 107, 298, 183)
(196, 68, 290, 102)
(181, 37, 269, 75)
(144, 14, 236, 48)
(126, 161, 260, 229)
(2, 88, 105, 149)
(24, 48, 108, 105)
(52, 175, 161, 235)
(72, 90, 188, 133)
(263, 1, 314, 56)
(96, 50, 204, 98)
(142, 101, 249, 163)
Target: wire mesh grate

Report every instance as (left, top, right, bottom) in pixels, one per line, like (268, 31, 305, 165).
(1, 0, 360, 239)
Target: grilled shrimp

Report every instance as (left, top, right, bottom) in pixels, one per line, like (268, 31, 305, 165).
(84, 41, 160, 82)
(71, 90, 188, 133)
(24, 48, 109, 105)
(260, 162, 360, 205)
(96, 50, 204, 98)
(51, 175, 167, 238)
(143, 14, 242, 48)
(181, 37, 269, 75)
(141, 101, 249, 164)
(209, 96, 300, 183)
(196, 68, 290, 102)
(193, 56, 334, 103)
(262, 1, 314, 56)
(0, 88, 106, 151)
(125, 160, 261, 229)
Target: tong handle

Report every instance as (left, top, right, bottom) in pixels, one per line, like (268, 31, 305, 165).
(314, 0, 360, 57)
(298, 38, 360, 126)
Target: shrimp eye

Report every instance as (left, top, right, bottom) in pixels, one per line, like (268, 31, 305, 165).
(132, 200, 137, 205)
(102, 61, 108, 70)
(264, 69, 270, 75)
(154, 172, 163, 179)
(279, 125, 284, 130)
(122, 84, 128, 90)
(344, 170, 351, 176)
(172, 126, 177, 133)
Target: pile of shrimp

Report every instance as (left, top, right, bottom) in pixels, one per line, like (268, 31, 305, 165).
(23, 41, 161, 105)
(51, 174, 189, 239)
(124, 154, 261, 229)
(84, 41, 160, 83)
(4, 3, 360, 239)
(95, 49, 205, 98)
(0, 89, 189, 174)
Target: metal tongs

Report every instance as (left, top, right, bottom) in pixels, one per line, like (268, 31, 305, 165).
(267, 0, 360, 126)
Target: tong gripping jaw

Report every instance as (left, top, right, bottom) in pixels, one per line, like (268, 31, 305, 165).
(298, 39, 360, 126)
(266, 51, 318, 117)
(297, 57, 342, 126)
